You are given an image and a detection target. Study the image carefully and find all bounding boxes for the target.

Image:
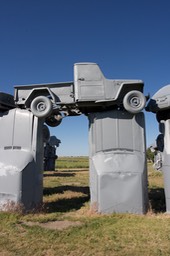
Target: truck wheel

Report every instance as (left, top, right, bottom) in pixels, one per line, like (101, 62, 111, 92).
(45, 112, 62, 127)
(123, 90, 146, 114)
(30, 96, 52, 118)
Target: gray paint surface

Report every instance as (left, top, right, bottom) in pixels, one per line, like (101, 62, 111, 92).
(162, 120, 170, 212)
(14, 63, 144, 117)
(88, 110, 148, 214)
(146, 85, 170, 213)
(0, 108, 44, 210)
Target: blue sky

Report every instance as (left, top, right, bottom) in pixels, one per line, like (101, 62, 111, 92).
(0, 0, 170, 156)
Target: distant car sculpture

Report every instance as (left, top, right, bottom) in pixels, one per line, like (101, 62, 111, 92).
(44, 135, 61, 171)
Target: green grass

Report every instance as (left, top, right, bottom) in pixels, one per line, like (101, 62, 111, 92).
(0, 160, 169, 256)
(56, 156, 89, 169)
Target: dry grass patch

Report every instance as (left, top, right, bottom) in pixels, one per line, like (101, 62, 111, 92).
(22, 220, 82, 230)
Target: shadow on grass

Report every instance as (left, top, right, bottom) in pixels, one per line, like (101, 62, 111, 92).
(43, 185, 89, 196)
(44, 196, 90, 213)
(56, 169, 89, 173)
(43, 186, 90, 213)
(43, 172, 75, 178)
(149, 188, 166, 213)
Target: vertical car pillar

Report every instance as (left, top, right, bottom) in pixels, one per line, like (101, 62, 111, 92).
(88, 109, 148, 214)
(161, 120, 170, 212)
(0, 108, 44, 211)
(146, 84, 170, 213)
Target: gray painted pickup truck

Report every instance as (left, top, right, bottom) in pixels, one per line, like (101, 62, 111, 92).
(14, 63, 146, 126)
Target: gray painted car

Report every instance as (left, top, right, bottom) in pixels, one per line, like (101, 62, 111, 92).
(14, 63, 146, 125)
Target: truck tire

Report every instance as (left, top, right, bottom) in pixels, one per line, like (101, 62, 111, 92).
(45, 112, 62, 127)
(30, 96, 52, 118)
(123, 90, 146, 114)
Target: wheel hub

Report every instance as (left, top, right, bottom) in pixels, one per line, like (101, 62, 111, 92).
(130, 97, 141, 108)
(37, 102, 46, 112)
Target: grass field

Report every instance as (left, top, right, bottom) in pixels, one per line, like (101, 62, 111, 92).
(0, 159, 170, 256)
(56, 156, 89, 169)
